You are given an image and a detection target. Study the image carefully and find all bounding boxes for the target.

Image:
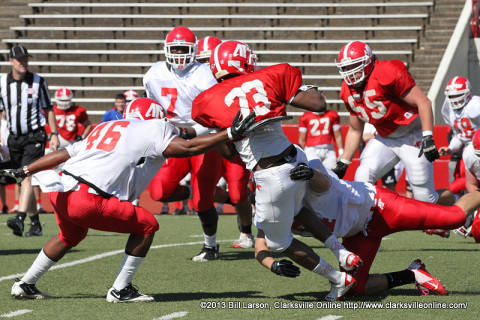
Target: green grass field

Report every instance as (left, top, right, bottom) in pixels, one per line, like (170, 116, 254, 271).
(1, 213, 480, 320)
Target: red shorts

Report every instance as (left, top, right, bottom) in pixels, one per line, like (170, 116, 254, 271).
(342, 187, 466, 295)
(49, 183, 159, 247)
(149, 149, 222, 212)
(221, 155, 250, 204)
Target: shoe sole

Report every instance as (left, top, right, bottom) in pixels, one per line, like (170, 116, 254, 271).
(7, 220, 23, 237)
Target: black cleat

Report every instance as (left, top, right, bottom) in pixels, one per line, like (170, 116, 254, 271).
(106, 283, 154, 303)
(25, 223, 43, 237)
(192, 244, 219, 262)
(7, 217, 24, 237)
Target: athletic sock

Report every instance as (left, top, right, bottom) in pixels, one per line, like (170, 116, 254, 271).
(22, 249, 56, 284)
(112, 254, 144, 291)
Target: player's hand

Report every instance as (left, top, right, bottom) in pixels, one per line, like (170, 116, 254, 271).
(227, 111, 256, 140)
(270, 259, 301, 278)
(74, 135, 83, 141)
(290, 163, 314, 181)
(418, 135, 440, 162)
(332, 161, 349, 179)
(438, 146, 451, 157)
(0, 168, 26, 185)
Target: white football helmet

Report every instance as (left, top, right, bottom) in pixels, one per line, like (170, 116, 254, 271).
(336, 41, 375, 87)
(55, 87, 73, 110)
(444, 76, 472, 110)
(164, 26, 197, 70)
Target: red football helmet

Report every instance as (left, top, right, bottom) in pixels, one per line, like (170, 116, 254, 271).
(473, 129, 480, 157)
(471, 211, 480, 243)
(55, 87, 73, 110)
(123, 97, 165, 120)
(123, 90, 139, 102)
(444, 76, 472, 110)
(336, 41, 375, 86)
(164, 26, 197, 70)
(210, 40, 258, 80)
(196, 36, 222, 63)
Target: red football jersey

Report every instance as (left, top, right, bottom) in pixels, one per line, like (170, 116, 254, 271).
(340, 60, 418, 137)
(54, 105, 89, 141)
(192, 63, 302, 129)
(299, 111, 340, 146)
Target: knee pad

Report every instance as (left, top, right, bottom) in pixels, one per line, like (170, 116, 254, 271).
(198, 207, 219, 228)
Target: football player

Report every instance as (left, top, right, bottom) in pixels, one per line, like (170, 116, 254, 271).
(298, 106, 344, 169)
(197, 35, 255, 249)
(6, 97, 256, 302)
(143, 26, 225, 261)
(332, 41, 442, 204)
(258, 160, 480, 298)
(53, 87, 93, 148)
(192, 40, 363, 301)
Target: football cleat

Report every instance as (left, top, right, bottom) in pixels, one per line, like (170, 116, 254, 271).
(106, 283, 154, 303)
(192, 244, 219, 262)
(408, 259, 448, 296)
(7, 217, 24, 237)
(173, 208, 187, 215)
(453, 226, 472, 238)
(25, 223, 43, 237)
(423, 229, 450, 238)
(325, 272, 356, 301)
(11, 279, 49, 299)
(340, 252, 363, 272)
(9, 204, 19, 214)
(233, 233, 254, 249)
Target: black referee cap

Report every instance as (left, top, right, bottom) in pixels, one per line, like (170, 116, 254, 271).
(9, 46, 32, 59)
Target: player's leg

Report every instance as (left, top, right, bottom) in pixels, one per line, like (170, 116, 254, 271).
(190, 150, 222, 261)
(223, 156, 254, 249)
(354, 137, 399, 183)
(149, 157, 190, 202)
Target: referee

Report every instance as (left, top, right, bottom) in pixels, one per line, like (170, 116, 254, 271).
(0, 45, 59, 237)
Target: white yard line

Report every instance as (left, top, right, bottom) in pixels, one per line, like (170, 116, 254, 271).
(317, 316, 343, 320)
(0, 240, 235, 283)
(0, 310, 33, 318)
(153, 311, 188, 320)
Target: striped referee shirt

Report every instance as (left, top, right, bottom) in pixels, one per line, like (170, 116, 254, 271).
(0, 71, 52, 135)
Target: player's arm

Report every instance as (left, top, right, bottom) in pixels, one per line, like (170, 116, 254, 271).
(80, 119, 93, 139)
(401, 85, 439, 162)
(333, 127, 344, 158)
(255, 229, 300, 278)
(331, 116, 364, 178)
(465, 167, 480, 192)
(46, 106, 60, 150)
(290, 87, 326, 113)
(217, 141, 239, 160)
(298, 130, 307, 149)
(0, 149, 71, 183)
(163, 111, 255, 158)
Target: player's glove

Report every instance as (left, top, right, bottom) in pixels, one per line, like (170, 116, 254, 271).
(290, 163, 314, 181)
(270, 259, 301, 278)
(418, 135, 440, 162)
(74, 135, 83, 141)
(0, 167, 28, 185)
(175, 127, 190, 140)
(332, 160, 349, 179)
(227, 110, 256, 140)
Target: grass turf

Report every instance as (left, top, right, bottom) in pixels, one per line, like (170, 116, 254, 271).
(1, 213, 479, 320)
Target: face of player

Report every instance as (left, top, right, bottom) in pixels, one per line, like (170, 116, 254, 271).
(341, 61, 365, 87)
(115, 98, 127, 113)
(170, 46, 190, 64)
(196, 57, 209, 64)
(10, 57, 28, 79)
(448, 93, 465, 109)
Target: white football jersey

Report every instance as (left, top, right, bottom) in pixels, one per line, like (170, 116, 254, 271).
(62, 119, 176, 201)
(303, 159, 377, 238)
(441, 95, 480, 149)
(463, 143, 480, 181)
(143, 61, 218, 127)
(234, 122, 292, 171)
